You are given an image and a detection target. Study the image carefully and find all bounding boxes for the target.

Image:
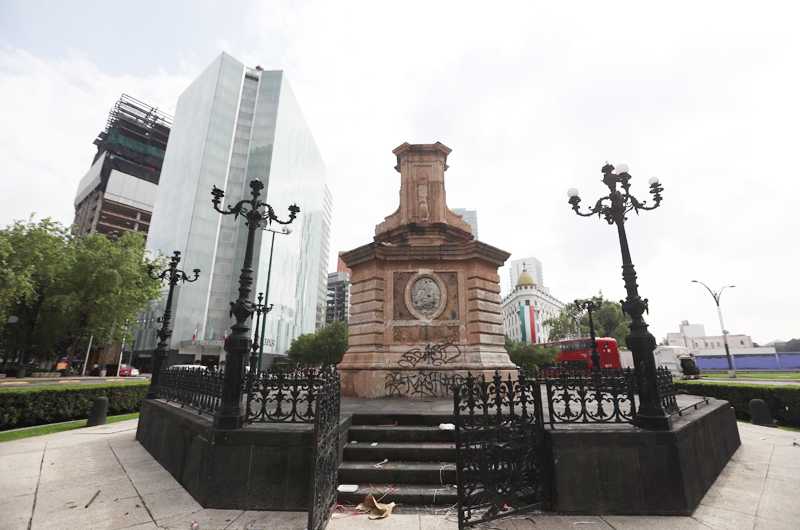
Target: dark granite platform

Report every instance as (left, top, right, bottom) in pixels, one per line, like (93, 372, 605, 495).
(137, 393, 739, 514)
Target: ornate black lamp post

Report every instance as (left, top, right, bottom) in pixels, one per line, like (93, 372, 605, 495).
(211, 179, 298, 429)
(249, 292, 273, 374)
(567, 163, 672, 430)
(577, 299, 602, 371)
(146, 251, 200, 399)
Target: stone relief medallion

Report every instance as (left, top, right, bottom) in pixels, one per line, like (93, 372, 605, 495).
(404, 272, 447, 321)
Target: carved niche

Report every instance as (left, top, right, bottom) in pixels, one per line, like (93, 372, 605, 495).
(404, 272, 447, 321)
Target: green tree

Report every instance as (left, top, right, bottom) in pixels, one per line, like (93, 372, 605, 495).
(659, 337, 669, 346)
(542, 292, 632, 348)
(504, 336, 559, 372)
(0, 217, 73, 365)
(53, 232, 165, 370)
(287, 320, 349, 366)
(776, 338, 800, 353)
(0, 218, 164, 370)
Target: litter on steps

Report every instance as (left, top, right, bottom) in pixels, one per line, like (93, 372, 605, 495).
(356, 493, 396, 519)
(438, 423, 455, 431)
(338, 484, 359, 493)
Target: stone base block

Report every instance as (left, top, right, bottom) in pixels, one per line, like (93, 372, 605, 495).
(547, 399, 740, 515)
(135, 399, 350, 510)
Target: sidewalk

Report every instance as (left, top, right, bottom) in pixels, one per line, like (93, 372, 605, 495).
(0, 420, 798, 530)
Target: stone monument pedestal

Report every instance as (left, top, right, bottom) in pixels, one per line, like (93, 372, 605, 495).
(338, 143, 515, 398)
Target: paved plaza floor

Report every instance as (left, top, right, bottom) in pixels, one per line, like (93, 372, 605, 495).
(0, 419, 798, 530)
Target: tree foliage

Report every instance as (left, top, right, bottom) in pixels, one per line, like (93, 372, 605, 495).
(287, 320, 349, 366)
(542, 291, 632, 348)
(504, 336, 559, 372)
(0, 217, 164, 366)
(776, 338, 800, 353)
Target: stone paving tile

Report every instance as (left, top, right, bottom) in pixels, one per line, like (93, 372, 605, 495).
(603, 515, 707, 530)
(0, 493, 34, 530)
(155, 509, 244, 530)
(770, 445, 800, 470)
(738, 440, 775, 454)
(731, 447, 773, 465)
(143, 487, 202, 521)
(329, 513, 421, 530)
(692, 505, 756, 530)
(30, 496, 152, 530)
(698, 484, 761, 516)
(124, 459, 183, 496)
(0, 473, 39, 499)
(108, 440, 153, 464)
(229, 511, 309, 530)
(37, 460, 128, 492)
(34, 477, 138, 515)
(755, 477, 800, 526)
(754, 516, 800, 530)
(766, 464, 800, 484)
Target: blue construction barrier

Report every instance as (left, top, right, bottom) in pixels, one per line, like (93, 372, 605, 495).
(695, 353, 800, 371)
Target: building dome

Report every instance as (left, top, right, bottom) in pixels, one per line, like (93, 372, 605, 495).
(516, 268, 536, 288)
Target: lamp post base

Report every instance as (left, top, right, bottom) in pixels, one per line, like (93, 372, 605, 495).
(213, 408, 244, 430)
(728, 370, 737, 379)
(634, 408, 674, 431)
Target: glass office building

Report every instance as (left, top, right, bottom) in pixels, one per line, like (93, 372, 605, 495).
(136, 52, 328, 367)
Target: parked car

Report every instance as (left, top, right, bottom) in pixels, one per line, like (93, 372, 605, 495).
(119, 364, 140, 377)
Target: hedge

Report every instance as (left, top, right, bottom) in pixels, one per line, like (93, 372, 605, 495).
(0, 383, 149, 431)
(675, 381, 800, 427)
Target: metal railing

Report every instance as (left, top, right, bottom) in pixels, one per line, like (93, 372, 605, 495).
(243, 365, 336, 423)
(153, 366, 224, 416)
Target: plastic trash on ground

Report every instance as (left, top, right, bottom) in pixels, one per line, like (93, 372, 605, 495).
(439, 423, 455, 431)
(338, 484, 359, 493)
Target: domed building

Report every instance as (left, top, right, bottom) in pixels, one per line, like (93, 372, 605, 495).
(501, 266, 565, 343)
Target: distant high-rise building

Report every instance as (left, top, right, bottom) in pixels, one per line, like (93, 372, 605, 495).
(73, 95, 172, 241)
(316, 186, 333, 330)
(133, 53, 328, 369)
(501, 267, 565, 344)
(326, 271, 350, 324)
(451, 208, 478, 240)
(507, 257, 546, 294)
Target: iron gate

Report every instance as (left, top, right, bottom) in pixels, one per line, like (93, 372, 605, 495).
(308, 367, 341, 530)
(454, 371, 549, 529)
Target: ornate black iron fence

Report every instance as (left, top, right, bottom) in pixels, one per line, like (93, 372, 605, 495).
(153, 366, 224, 416)
(454, 371, 549, 529)
(308, 367, 341, 530)
(657, 366, 680, 415)
(541, 368, 638, 426)
(243, 366, 330, 423)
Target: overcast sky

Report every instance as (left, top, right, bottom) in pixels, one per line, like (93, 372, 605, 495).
(1, 1, 798, 344)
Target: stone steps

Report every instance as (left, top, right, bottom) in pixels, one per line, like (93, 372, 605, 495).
(338, 413, 458, 507)
(348, 425, 454, 443)
(337, 483, 458, 506)
(339, 461, 457, 485)
(344, 441, 456, 462)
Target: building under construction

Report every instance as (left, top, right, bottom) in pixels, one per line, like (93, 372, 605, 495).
(73, 94, 172, 240)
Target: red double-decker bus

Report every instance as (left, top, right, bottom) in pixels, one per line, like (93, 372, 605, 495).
(540, 337, 621, 370)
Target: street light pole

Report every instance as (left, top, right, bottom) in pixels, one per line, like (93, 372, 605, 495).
(211, 179, 298, 429)
(116, 319, 130, 378)
(146, 251, 200, 399)
(692, 281, 736, 378)
(258, 226, 292, 371)
(249, 292, 273, 374)
(577, 299, 602, 371)
(568, 162, 672, 430)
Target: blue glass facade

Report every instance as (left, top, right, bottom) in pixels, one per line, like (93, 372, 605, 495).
(140, 53, 327, 364)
